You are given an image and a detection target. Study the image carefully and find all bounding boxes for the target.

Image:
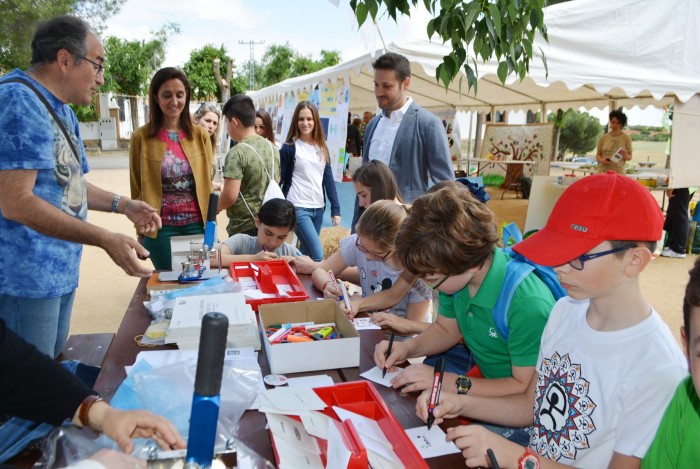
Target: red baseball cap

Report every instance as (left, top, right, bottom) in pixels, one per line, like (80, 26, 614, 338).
(513, 172, 664, 266)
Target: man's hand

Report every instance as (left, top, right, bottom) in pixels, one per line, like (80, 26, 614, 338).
(331, 215, 341, 226)
(374, 339, 408, 370)
(123, 199, 161, 235)
(100, 232, 153, 277)
(98, 407, 186, 454)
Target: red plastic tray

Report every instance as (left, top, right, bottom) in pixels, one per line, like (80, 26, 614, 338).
(269, 381, 428, 468)
(228, 260, 309, 311)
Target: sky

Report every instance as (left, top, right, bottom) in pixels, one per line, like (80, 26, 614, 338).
(103, 0, 663, 127)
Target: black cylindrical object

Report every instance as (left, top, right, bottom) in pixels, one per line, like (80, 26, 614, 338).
(194, 312, 228, 397)
(207, 192, 219, 222)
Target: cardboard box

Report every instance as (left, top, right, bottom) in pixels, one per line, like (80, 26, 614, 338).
(258, 300, 360, 374)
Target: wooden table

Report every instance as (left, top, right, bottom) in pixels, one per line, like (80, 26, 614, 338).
(94, 275, 467, 467)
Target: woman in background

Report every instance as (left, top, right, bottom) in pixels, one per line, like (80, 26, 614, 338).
(193, 102, 223, 190)
(255, 109, 277, 146)
(280, 101, 340, 261)
(129, 67, 213, 270)
(596, 109, 633, 174)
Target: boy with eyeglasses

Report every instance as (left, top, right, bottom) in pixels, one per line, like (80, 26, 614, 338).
(373, 181, 555, 444)
(416, 172, 687, 468)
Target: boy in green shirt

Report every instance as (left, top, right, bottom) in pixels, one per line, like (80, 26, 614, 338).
(642, 258, 700, 467)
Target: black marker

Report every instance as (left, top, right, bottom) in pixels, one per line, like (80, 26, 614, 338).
(383, 331, 395, 378)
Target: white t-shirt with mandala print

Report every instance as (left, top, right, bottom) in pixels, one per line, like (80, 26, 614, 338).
(530, 297, 686, 467)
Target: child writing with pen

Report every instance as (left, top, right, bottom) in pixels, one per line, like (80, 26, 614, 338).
(412, 174, 686, 468)
(310, 200, 432, 335)
(212, 198, 301, 266)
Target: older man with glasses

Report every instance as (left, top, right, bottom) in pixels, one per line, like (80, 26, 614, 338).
(0, 16, 160, 358)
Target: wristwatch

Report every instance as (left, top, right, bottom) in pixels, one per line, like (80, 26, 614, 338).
(518, 447, 540, 469)
(456, 375, 472, 395)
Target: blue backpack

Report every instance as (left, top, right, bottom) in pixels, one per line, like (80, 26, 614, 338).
(493, 223, 567, 340)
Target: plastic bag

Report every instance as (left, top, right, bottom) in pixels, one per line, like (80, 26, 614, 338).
(144, 276, 242, 321)
(109, 358, 259, 451)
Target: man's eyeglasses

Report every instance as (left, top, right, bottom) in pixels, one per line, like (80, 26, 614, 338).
(420, 274, 450, 291)
(78, 56, 104, 75)
(567, 245, 636, 270)
(355, 237, 391, 261)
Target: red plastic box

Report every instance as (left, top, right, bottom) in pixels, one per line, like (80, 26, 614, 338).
(269, 381, 428, 468)
(228, 260, 308, 311)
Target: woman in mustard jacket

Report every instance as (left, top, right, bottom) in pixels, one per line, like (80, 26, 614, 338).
(129, 67, 213, 270)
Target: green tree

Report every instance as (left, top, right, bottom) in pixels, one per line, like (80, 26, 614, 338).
(251, 43, 342, 89)
(101, 24, 177, 130)
(0, 0, 124, 73)
(349, 0, 552, 91)
(549, 109, 602, 156)
(183, 44, 236, 102)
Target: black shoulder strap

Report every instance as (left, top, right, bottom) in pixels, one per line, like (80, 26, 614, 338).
(1, 77, 81, 163)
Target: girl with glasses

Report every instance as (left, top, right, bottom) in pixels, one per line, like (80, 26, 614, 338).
(311, 200, 432, 335)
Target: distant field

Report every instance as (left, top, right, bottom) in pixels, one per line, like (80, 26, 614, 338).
(632, 141, 668, 167)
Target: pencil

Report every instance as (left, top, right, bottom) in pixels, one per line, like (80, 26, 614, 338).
(382, 331, 395, 378)
(487, 449, 501, 469)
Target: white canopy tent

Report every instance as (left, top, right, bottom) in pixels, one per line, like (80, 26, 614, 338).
(250, 0, 699, 114)
(249, 0, 700, 185)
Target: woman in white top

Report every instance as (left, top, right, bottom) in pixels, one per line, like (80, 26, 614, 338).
(279, 101, 341, 261)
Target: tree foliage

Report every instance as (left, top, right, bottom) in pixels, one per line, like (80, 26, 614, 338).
(349, 0, 550, 91)
(184, 44, 239, 102)
(0, 0, 124, 73)
(101, 24, 177, 96)
(250, 43, 342, 89)
(549, 109, 602, 156)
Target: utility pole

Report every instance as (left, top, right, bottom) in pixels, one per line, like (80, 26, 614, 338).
(239, 40, 264, 91)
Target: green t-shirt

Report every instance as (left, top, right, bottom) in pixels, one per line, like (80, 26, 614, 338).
(438, 249, 554, 378)
(642, 375, 700, 468)
(222, 135, 280, 236)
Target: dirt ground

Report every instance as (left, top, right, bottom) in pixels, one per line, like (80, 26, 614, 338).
(71, 161, 693, 346)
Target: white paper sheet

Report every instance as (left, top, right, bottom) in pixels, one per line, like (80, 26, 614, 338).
(272, 435, 324, 468)
(286, 375, 335, 388)
(325, 420, 351, 469)
(360, 366, 402, 387)
(352, 317, 381, 330)
(300, 411, 333, 440)
(266, 413, 320, 454)
(260, 387, 327, 413)
(405, 425, 461, 459)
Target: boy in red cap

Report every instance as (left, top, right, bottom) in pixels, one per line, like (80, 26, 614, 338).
(417, 172, 686, 468)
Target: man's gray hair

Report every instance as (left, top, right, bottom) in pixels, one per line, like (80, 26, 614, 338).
(30, 16, 93, 66)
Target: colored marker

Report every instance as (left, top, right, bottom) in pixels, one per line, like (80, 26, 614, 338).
(268, 324, 291, 343)
(339, 281, 352, 311)
(427, 357, 445, 430)
(311, 326, 334, 340)
(383, 332, 395, 378)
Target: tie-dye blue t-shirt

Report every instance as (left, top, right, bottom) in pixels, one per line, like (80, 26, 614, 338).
(0, 69, 90, 298)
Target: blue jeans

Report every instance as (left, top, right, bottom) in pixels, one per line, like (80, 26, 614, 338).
(294, 207, 324, 261)
(423, 342, 475, 375)
(0, 292, 75, 357)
